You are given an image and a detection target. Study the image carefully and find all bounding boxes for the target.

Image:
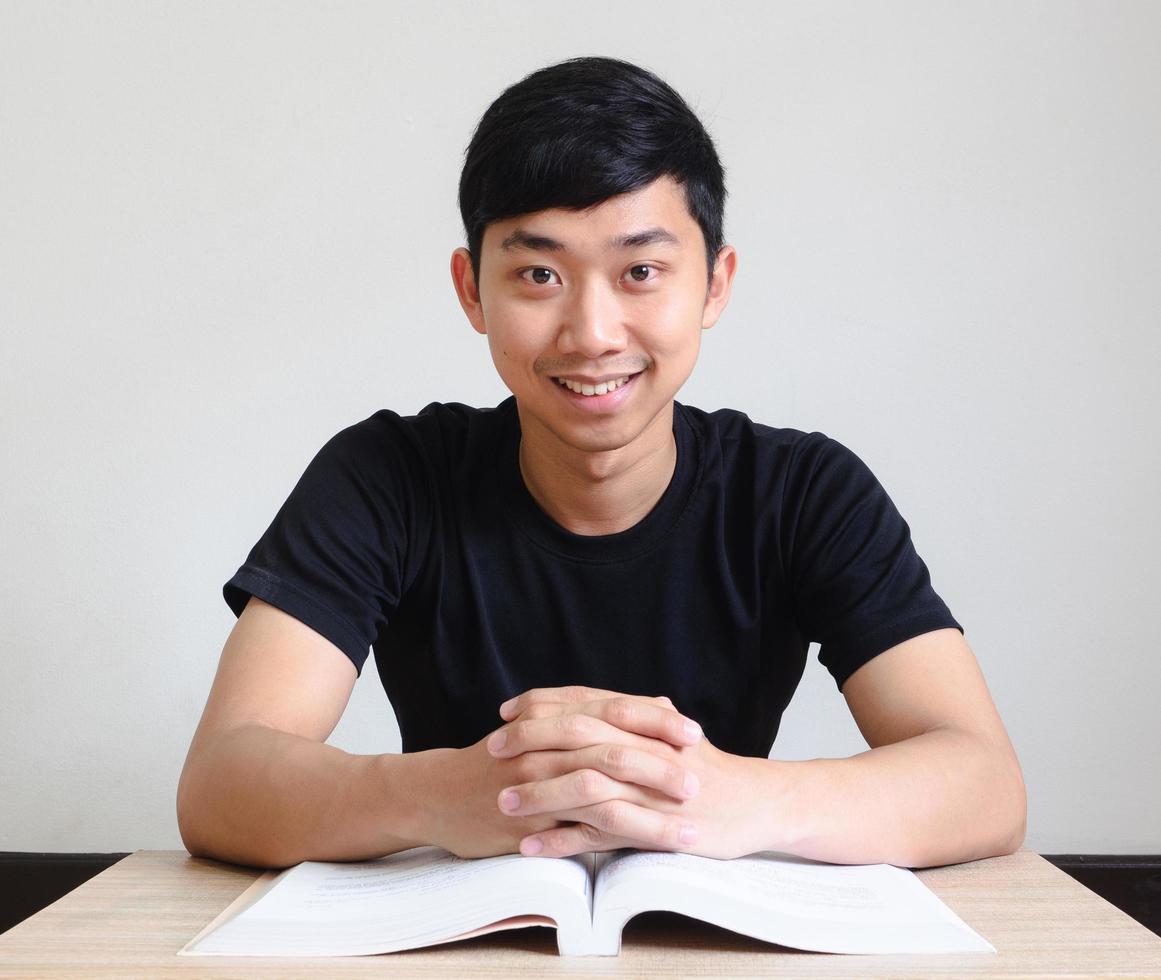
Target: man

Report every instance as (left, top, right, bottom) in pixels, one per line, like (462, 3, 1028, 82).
(177, 57, 1025, 871)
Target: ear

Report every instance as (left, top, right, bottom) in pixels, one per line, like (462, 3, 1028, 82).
(450, 247, 487, 336)
(701, 245, 738, 330)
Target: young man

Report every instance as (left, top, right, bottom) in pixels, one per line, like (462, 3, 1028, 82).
(177, 57, 1026, 871)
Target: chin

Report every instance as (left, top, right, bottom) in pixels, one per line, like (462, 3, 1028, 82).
(554, 428, 636, 454)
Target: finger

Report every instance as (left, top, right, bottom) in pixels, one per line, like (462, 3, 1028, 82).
(520, 802, 698, 858)
(514, 696, 686, 731)
(593, 697, 702, 746)
(506, 744, 697, 808)
(498, 754, 697, 819)
(488, 713, 612, 757)
(498, 768, 625, 818)
(499, 687, 677, 722)
(585, 742, 698, 800)
(499, 696, 701, 748)
(519, 824, 637, 858)
(490, 712, 693, 759)
(499, 686, 609, 720)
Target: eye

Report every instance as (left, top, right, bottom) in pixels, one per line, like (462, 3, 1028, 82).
(518, 267, 560, 286)
(625, 264, 658, 283)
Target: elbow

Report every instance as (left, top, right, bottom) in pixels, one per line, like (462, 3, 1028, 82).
(1004, 812, 1027, 855)
(176, 762, 212, 860)
(969, 730, 1028, 860)
(1000, 763, 1028, 855)
(913, 742, 1028, 868)
(175, 755, 284, 869)
(177, 790, 288, 869)
(176, 739, 303, 870)
(980, 753, 1028, 860)
(178, 806, 290, 870)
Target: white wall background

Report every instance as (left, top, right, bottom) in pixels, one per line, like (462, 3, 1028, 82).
(2, 0, 1158, 854)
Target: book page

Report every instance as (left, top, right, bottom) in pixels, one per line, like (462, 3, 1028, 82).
(594, 849, 993, 954)
(182, 846, 592, 956)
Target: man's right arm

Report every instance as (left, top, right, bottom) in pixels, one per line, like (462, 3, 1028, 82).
(176, 596, 437, 868)
(177, 597, 706, 868)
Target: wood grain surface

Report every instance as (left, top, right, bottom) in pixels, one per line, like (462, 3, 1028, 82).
(1, 849, 1159, 978)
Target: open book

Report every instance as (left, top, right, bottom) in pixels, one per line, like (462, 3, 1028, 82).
(181, 846, 994, 957)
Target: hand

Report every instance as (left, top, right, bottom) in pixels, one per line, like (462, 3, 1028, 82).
(490, 686, 772, 860)
(413, 735, 568, 859)
(412, 688, 701, 859)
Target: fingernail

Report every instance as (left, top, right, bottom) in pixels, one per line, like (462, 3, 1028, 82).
(488, 730, 507, 753)
(683, 772, 700, 797)
(500, 697, 516, 714)
(683, 719, 702, 740)
(499, 790, 520, 812)
(679, 825, 698, 845)
(521, 837, 543, 856)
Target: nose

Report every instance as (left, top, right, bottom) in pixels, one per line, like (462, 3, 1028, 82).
(556, 279, 628, 359)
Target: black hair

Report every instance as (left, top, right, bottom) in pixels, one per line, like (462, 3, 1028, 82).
(458, 56, 726, 284)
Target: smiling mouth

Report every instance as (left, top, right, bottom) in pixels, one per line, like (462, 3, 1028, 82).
(552, 374, 635, 396)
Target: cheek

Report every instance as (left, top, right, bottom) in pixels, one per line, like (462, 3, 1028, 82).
(483, 295, 554, 351)
(482, 332, 511, 375)
(644, 307, 706, 359)
(485, 327, 536, 378)
(637, 285, 706, 343)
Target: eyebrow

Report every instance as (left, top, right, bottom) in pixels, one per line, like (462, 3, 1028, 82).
(499, 226, 681, 253)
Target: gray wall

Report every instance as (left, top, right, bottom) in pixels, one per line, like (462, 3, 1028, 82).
(2, 1, 1158, 853)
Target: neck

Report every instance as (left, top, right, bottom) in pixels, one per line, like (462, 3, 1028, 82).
(517, 405, 678, 536)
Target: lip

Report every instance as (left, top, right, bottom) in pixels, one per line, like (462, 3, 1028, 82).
(550, 371, 641, 411)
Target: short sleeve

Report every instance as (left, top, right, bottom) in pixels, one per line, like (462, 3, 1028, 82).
(222, 416, 419, 676)
(784, 433, 963, 691)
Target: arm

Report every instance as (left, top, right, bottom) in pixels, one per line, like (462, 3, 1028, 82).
(176, 597, 424, 868)
(490, 629, 1026, 868)
(766, 627, 1027, 867)
(177, 598, 701, 867)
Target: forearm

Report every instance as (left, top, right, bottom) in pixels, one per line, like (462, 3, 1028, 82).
(177, 724, 429, 868)
(764, 728, 1027, 868)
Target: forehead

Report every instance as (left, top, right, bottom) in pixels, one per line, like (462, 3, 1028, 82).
(480, 176, 699, 256)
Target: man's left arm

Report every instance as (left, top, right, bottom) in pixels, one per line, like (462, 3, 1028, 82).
(766, 627, 1026, 868)
(489, 628, 1027, 868)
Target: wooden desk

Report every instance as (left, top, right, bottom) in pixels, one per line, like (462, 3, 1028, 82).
(0, 850, 1158, 977)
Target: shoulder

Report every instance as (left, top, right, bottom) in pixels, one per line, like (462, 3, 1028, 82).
(319, 398, 514, 472)
(676, 402, 858, 481)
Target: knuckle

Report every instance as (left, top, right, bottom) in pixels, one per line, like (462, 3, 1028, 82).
(595, 801, 630, 836)
(577, 823, 605, 848)
(574, 768, 604, 799)
(563, 713, 594, 740)
(511, 753, 539, 782)
(608, 698, 638, 727)
(602, 744, 632, 777)
(506, 719, 526, 743)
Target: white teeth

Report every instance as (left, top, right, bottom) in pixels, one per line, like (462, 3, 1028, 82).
(556, 375, 632, 396)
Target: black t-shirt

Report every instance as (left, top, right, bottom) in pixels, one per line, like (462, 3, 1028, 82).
(223, 398, 962, 757)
